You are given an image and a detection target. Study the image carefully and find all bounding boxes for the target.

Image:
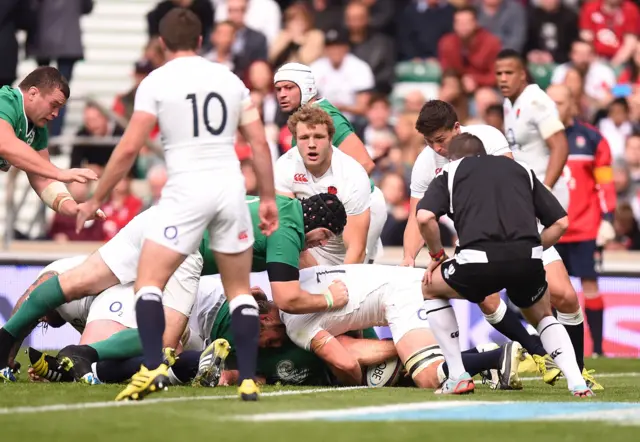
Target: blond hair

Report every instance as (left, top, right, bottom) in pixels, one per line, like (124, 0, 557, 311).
(287, 105, 336, 141)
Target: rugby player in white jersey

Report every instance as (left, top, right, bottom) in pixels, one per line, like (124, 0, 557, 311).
(0, 206, 202, 384)
(496, 50, 601, 390)
(274, 63, 386, 261)
(255, 265, 523, 392)
(74, 9, 278, 401)
(401, 100, 572, 384)
(6, 256, 202, 383)
(275, 106, 386, 265)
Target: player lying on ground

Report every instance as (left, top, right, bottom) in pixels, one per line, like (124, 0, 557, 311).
(5, 254, 203, 384)
(30, 273, 520, 391)
(199, 192, 350, 313)
(417, 133, 592, 397)
(404, 99, 600, 390)
(254, 265, 524, 390)
(24, 273, 357, 387)
(276, 105, 386, 266)
(0, 206, 203, 383)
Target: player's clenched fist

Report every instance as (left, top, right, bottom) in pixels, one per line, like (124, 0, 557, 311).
(259, 198, 279, 236)
(327, 279, 349, 309)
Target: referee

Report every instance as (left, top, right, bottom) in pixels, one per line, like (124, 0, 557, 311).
(416, 133, 592, 398)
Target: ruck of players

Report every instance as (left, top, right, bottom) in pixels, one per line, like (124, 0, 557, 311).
(1, 9, 608, 403)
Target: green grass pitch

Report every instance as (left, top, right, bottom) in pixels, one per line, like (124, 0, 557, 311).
(1, 354, 639, 442)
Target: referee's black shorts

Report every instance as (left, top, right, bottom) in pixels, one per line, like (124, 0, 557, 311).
(440, 258, 548, 308)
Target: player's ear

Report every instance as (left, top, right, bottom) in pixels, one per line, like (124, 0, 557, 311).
(197, 35, 203, 51)
(158, 36, 167, 52)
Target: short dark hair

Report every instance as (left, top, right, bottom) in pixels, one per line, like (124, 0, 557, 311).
(485, 104, 504, 117)
(159, 8, 202, 52)
(415, 100, 458, 138)
(610, 97, 630, 113)
(497, 49, 526, 67)
(448, 133, 486, 160)
(19, 66, 70, 99)
(455, 6, 477, 18)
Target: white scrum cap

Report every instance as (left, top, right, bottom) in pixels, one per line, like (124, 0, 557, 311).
(273, 62, 317, 106)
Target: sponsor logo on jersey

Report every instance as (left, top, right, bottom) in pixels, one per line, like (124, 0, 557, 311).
(315, 269, 346, 283)
(327, 186, 337, 195)
(238, 230, 248, 241)
(276, 359, 310, 383)
(294, 173, 308, 183)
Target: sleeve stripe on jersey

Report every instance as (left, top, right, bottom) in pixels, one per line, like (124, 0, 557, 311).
(446, 159, 464, 214)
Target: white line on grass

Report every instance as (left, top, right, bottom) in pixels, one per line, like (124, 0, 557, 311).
(1, 372, 637, 416)
(520, 371, 640, 382)
(232, 401, 497, 422)
(0, 386, 367, 416)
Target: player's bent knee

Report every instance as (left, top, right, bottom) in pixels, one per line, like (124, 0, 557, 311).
(550, 287, 579, 313)
(478, 293, 501, 315)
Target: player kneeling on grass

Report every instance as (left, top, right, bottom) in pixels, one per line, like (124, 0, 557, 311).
(256, 265, 524, 390)
(5, 255, 202, 384)
(0, 206, 203, 383)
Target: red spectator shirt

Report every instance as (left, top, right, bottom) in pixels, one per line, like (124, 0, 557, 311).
(579, 1, 640, 59)
(102, 195, 143, 241)
(558, 120, 617, 243)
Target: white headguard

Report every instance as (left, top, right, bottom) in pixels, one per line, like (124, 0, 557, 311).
(273, 62, 318, 106)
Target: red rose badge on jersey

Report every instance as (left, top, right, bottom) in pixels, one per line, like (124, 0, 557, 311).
(328, 186, 338, 195)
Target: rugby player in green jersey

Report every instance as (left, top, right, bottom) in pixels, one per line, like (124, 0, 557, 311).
(0, 67, 98, 214)
(199, 193, 350, 313)
(273, 62, 374, 174)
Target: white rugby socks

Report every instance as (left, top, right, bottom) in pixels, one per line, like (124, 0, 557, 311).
(423, 299, 466, 379)
(537, 316, 585, 390)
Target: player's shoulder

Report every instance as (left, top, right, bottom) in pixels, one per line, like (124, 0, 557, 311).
(0, 86, 20, 116)
(522, 84, 555, 107)
(197, 274, 224, 296)
(462, 124, 509, 146)
(332, 146, 366, 172)
(414, 146, 438, 168)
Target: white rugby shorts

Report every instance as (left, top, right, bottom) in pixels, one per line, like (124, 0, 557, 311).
(146, 173, 254, 255)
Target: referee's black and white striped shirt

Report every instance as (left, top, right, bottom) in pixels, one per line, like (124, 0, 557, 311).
(416, 155, 566, 263)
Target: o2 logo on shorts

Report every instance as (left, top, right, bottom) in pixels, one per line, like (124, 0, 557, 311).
(417, 308, 428, 321)
(443, 263, 455, 280)
(164, 226, 179, 244)
(109, 301, 124, 317)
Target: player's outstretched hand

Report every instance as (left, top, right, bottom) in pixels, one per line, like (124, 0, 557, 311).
(56, 168, 98, 184)
(259, 198, 279, 236)
(328, 279, 349, 308)
(424, 254, 448, 285)
(75, 199, 102, 233)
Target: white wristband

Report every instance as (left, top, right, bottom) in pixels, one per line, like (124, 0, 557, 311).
(41, 181, 72, 210)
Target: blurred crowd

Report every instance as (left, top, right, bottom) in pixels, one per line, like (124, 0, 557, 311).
(4, 0, 640, 250)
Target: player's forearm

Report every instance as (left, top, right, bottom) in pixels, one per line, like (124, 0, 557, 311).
(251, 143, 276, 200)
(0, 140, 61, 179)
(335, 335, 397, 365)
(90, 147, 137, 203)
(404, 210, 425, 260)
(544, 133, 569, 188)
(417, 212, 443, 254)
(540, 216, 568, 249)
(343, 244, 366, 264)
(611, 35, 637, 67)
(273, 288, 331, 314)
